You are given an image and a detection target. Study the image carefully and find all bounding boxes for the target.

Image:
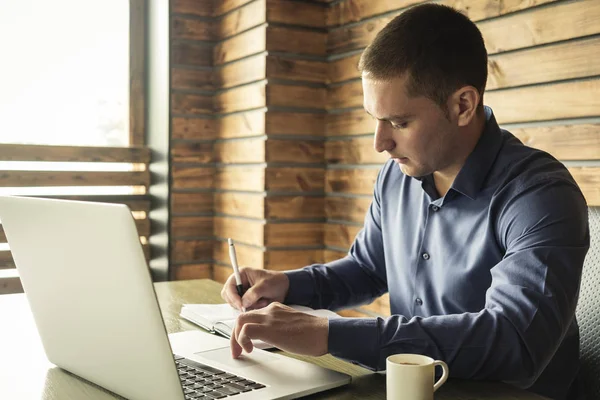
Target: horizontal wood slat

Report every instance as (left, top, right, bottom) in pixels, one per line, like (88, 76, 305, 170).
(323, 248, 347, 263)
(213, 241, 264, 270)
(213, 264, 233, 283)
(171, 263, 212, 280)
(265, 140, 324, 164)
(214, 217, 264, 247)
(172, 166, 215, 189)
(215, 82, 266, 114)
(171, 216, 213, 238)
(171, 142, 213, 164)
(487, 79, 600, 124)
(220, 0, 266, 39)
(214, 138, 265, 164)
(218, 54, 267, 90)
(326, 196, 371, 222)
(267, 26, 327, 55)
(329, 36, 600, 90)
(327, 109, 372, 136)
(221, 110, 266, 139)
(328, 80, 362, 110)
(214, 0, 255, 16)
(569, 167, 600, 207)
(326, 138, 387, 164)
(0, 171, 150, 187)
(215, 192, 265, 219)
(135, 218, 151, 238)
(215, 167, 265, 191)
(326, 168, 378, 194)
(265, 223, 323, 246)
(0, 276, 23, 295)
(265, 167, 325, 192)
(327, 0, 599, 55)
(171, 16, 215, 41)
(325, 223, 362, 249)
(171, 92, 212, 114)
(265, 195, 325, 220)
(172, 117, 218, 140)
(326, 0, 558, 27)
(171, 0, 213, 17)
(214, 25, 266, 65)
(267, 0, 326, 28)
(171, 239, 213, 263)
(172, 41, 212, 67)
(171, 192, 214, 214)
(266, 55, 327, 84)
(266, 112, 325, 136)
(512, 124, 600, 161)
(0, 251, 15, 269)
(267, 84, 327, 109)
(171, 68, 214, 92)
(0, 144, 150, 163)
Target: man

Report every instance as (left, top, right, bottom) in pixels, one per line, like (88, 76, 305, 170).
(221, 4, 589, 399)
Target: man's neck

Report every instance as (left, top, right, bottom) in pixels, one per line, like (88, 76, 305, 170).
(432, 110, 487, 197)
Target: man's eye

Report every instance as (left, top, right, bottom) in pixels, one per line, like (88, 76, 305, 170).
(391, 122, 408, 129)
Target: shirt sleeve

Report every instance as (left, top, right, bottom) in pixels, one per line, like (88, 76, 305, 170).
(284, 163, 389, 310)
(327, 178, 588, 388)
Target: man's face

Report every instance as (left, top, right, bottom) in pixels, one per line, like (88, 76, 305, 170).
(362, 74, 459, 178)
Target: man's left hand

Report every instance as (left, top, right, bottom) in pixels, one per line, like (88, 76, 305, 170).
(230, 302, 329, 358)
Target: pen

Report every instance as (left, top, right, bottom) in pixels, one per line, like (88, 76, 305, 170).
(227, 238, 245, 300)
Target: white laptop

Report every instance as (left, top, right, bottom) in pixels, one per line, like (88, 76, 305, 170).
(0, 196, 350, 400)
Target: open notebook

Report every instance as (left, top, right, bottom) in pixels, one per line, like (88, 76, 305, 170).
(180, 303, 340, 350)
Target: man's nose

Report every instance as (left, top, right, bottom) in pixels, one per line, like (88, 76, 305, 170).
(373, 121, 396, 153)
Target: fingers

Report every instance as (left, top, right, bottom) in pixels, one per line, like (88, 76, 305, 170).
(231, 312, 266, 358)
(220, 273, 243, 310)
(241, 282, 270, 310)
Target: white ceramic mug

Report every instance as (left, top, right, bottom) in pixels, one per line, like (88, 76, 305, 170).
(386, 354, 449, 400)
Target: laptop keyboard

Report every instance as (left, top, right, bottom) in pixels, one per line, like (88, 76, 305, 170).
(174, 355, 266, 399)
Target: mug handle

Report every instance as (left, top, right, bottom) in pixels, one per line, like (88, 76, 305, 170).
(433, 360, 449, 392)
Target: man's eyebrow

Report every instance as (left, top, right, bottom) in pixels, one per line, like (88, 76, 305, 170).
(363, 108, 413, 121)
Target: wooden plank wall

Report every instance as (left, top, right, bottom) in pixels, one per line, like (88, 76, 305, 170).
(169, 0, 600, 318)
(326, 0, 600, 317)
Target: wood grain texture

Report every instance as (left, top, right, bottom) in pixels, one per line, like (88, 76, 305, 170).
(266, 112, 325, 136)
(0, 226, 6, 243)
(265, 195, 325, 220)
(214, 192, 265, 219)
(170, 263, 212, 281)
(171, 166, 215, 189)
(219, 0, 266, 39)
(266, 140, 324, 164)
(213, 241, 264, 269)
(487, 79, 600, 124)
(171, 192, 214, 214)
(0, 144, 150, 163)
(214, 216, 264, 247)
(219, 110, 266, 139)
(214, 25, 266, 65)
(0, 171, 150, 187)
(215, 81, 266, 113)
(0, 251, 15, 269)
(326, 196, 371, 222)
(264, 249, 324, 271)
(267, 26, 327, 55)
(479, 0, 600, 55)
(487, 36, 600, 90)
(267, 0, 326, 27)
(171, 92, 213, 114)
(267, 84, 327, 109)
(327, 109, 372, 136)
(171, 0, 213, 16)
(266, 56, 328, 84)
(171, 239, 213, 263)
(0, 276, 22, 295)
(214, 0, 255, 16)
(326, 138, 388, 164)
(213, 264, 234, 283)
(171, 216, 213, 238)
(217, 54, 266, 90)
(326, 168, 378, 194)
(325, 223, 362, 249)
(329, 53, 361, 84)
(135, 218, 151, 238)
(171, 67, 214, 91)
(215, 167, 265, 191)
(512, 123, 600, 161)
(328, 80, 362, 109)
(172, 117, 218, 140)
(172, 41, 213, 67)
(265, 223, 323, 246)
(213, 138, 266, 164)
(171, 142, 214, 164)
(265, 167, 325, 192)
(171, 16, 215, 41)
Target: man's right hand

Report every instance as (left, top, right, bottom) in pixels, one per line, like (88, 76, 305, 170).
(220, 268, 290, 311)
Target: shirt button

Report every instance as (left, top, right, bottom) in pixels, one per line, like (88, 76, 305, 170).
(422, 253, 430, 260)
(431, 205, 439, 212)
(415, 298, 423, 306)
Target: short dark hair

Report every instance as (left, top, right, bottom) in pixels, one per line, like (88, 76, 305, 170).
(358, 3, 488, 110)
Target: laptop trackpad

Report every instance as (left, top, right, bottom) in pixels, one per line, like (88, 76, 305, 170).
(194, 348, 279, 369)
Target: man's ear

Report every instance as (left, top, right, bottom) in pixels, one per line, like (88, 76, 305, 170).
(448, 86, 480, 127)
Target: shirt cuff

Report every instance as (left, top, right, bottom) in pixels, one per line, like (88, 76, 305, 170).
(328, 317, 381, 371)
(283, 269, 315, 305)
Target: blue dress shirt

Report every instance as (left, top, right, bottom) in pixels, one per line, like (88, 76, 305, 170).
(284, 107, 589, 400)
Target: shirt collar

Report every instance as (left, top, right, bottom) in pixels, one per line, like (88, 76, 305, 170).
(449, 106, 503, 200)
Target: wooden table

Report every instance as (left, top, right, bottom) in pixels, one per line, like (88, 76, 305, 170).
(0, 279, 547, 399)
